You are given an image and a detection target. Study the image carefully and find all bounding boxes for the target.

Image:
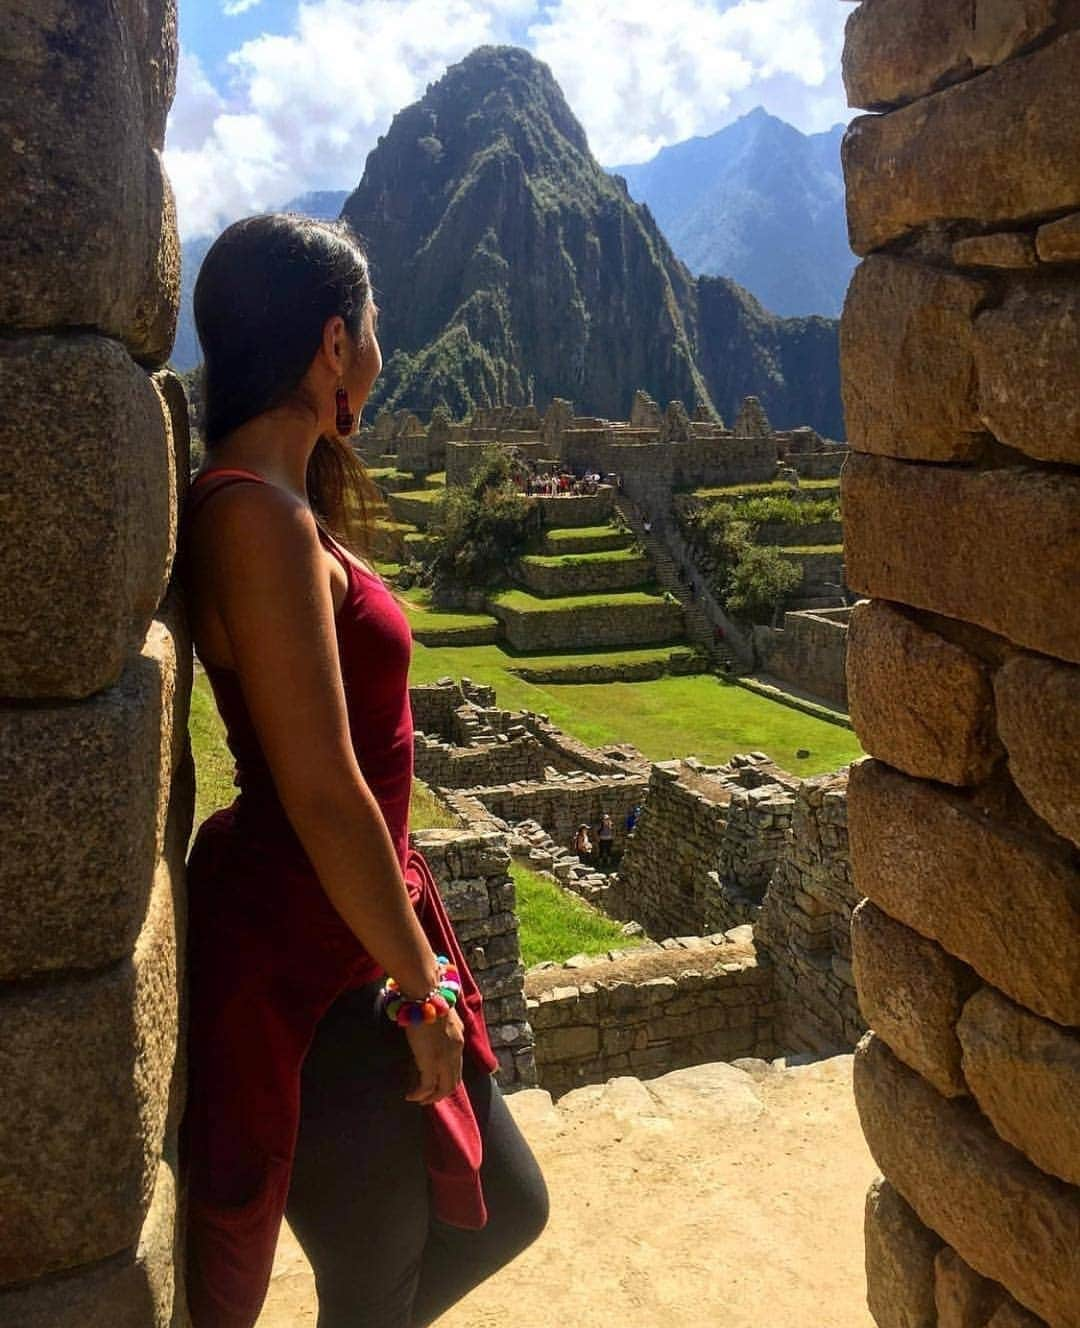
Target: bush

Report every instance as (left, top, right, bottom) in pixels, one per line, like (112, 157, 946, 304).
(430, 445, 538, 589)
(725, 545, 802, 624)
(735, 495, 840, 526)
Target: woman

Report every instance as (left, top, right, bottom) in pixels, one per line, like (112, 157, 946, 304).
(596, 812, 615, 867)
(180, 214, 547, 1328)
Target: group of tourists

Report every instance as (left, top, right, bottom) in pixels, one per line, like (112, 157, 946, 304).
(521, 465, 623, 497)
(571, 805, 643, 869)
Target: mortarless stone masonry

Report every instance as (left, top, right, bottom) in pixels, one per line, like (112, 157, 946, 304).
(0, 4, 191, 1320)
(842, 6, 1080, 1326)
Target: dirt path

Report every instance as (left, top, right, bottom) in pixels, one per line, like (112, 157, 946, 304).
(257, 1055, 875, 1328)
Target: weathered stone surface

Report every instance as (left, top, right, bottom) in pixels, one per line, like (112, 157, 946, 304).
(953, 233, 1039, 270)
(852, 902, 975, 1098)
(0, 5, 180, 359)
(0, 610, 191, 980)
(842, 454, 1080, 665)
(1037, 211, 1080, 262)
(974, 281, 1080, 464)
(844, 34, 1080, 255)
(854, 1034, 1080, 1328)
(0, 1158, 178, 1324)
(841, 257, 986, 461)
(843, 0, 1062, 111)
(864, 1176, 941, 1328)
(994, 653, 1080, 848)
(988, 1301, 1051, 1328)
(848, 761, 1080, 1027)
(0, 853, 180, 1283)
(0, 335, 174, 697)
(847, 601, 1001, 786)
(936, 1246, 1006, 1328)
(958, 987, 1080, 1187)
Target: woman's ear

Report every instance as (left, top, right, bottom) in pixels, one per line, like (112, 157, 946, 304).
(320, 314, 348, 375)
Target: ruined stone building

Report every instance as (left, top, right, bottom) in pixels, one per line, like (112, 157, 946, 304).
(1, 2, 1077, 1325)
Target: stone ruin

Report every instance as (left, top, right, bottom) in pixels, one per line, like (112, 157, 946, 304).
(408, 678, 864, 1089)
(3, 3, 1077, 1324)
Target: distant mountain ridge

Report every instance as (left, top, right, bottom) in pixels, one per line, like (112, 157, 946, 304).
(343, 47, 842, 435)
(613, 109, 856, 319)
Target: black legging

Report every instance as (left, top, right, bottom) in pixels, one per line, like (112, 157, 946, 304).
(285, 981, 549, 1327)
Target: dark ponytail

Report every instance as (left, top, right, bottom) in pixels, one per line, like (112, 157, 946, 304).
(194, 213, 380, 555)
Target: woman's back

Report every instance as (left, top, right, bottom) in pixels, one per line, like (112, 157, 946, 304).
(183, 469, 415, 868)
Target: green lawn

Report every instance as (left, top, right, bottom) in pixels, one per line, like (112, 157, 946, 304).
(781, 544, 845, 555)
(490, 587, 666, 613)
(511, 861, 642, 967)
(409, 642, 861, 774)
(519, 547, 644, 569)
(690, 478, 840, 501)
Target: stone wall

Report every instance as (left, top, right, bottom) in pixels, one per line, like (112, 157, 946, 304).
(534, 490, 615, 527)
(612, 756, 797, 939)
(840, 7, 1080, 1325)
(526, 942, 776, 1098)
(0, 6, 191, 1321)
(756, 774, 862, 1055)
(754, 607, 851, 709)
(410, 677, 496, 738)
(410, 829, 536, 1089)
(516, 552, 653, 597)
(490, 595, 684, 652)
(414, 731, 550, 790)
(461, 771, 650, 861)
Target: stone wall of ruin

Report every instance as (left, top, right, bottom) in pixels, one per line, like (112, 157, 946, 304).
(841, 6, 1080, 1325)
(414, 731, 550, 790)
(753, 608, 851, 709)
(0, 5, 191, 1321)
(526, 944, 776, 1098)
(490, 596, 684, 653)
(756, 774, 862, 1055)
(411, 829, 537, 1089)
(612, 757, 797, 939)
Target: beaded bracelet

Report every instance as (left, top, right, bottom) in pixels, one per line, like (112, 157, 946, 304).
(381, 955, 463, 1027)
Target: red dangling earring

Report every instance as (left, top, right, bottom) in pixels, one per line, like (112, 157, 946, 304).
(335, 384, 354, 436)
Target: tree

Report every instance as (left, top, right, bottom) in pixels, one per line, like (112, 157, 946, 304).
(725, 545, 801, 624)
(430, 445, 537, 589)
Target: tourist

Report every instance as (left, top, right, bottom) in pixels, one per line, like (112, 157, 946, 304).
(625, 804, 642, 834)
(179, 214, 547, 1328)
(642, 517, 652, 535)
(573, 822, 593, 861)
(597, 812, 615, 867)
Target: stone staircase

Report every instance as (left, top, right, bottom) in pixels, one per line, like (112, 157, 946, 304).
(614, 496, 739, 671)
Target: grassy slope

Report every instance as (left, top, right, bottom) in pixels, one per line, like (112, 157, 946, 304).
(519, 547, 644, 568)
(409, 642, 861, 774)
(490, 587, 666, 612)
(512, 861, 641, 966)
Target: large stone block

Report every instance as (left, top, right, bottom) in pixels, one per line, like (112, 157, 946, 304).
(852, 901, 975, 1098)
(958, 987, 1080, 1187)
(0, 845, 181, 1284)
(865, 1176, 941, 1328)
(989, 1302, 1052, 1328)
(842, 454, 1080, 666)
(1037, 211, 1080, 263)
(0, 609, 191, 980)
(994, 653, 1080, 848)
(854, 1034, 1080, 1328)
(844, 34, 1080, 255)
(936, 1246, 1006, 1328)
(840, 257, 987, 461)
(974, 280, 1080, 465)
(0, 335, 174, 697)
(843, 0, 1062, 110)
(847, 601, 1001, 786)
(0, 3, 179, 361)
(0, 1158, 178, 1324)
(848, 761, 1080, 1027)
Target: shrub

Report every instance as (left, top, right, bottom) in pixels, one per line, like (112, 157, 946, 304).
(725, 545, 802, 624)
(429, 445, 538, 589)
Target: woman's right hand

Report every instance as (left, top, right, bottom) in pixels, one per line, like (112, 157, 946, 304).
(403, 1006, 466, 1105)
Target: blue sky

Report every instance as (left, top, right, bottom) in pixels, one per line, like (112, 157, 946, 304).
(168, 0, 850, 239)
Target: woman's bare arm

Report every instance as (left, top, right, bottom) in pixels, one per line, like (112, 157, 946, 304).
(197, 481, 440, 999)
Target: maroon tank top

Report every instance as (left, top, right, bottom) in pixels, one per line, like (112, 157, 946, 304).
(185, 468, 415, 869)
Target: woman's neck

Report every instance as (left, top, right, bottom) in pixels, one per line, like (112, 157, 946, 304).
(208, 406, 321, 503)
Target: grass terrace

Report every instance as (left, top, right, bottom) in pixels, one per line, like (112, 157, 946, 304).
(688, 477, 841, 501)
(489, 587, 665, 613)
(512, 861, 643, 967)
(519, 547, 645, 569)
(541, 525, 635, 554)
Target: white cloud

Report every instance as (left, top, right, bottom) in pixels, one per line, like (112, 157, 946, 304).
(165, 0, 849, 238)
(528, 0, 847, 165)
(223, 0, 264, 15)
